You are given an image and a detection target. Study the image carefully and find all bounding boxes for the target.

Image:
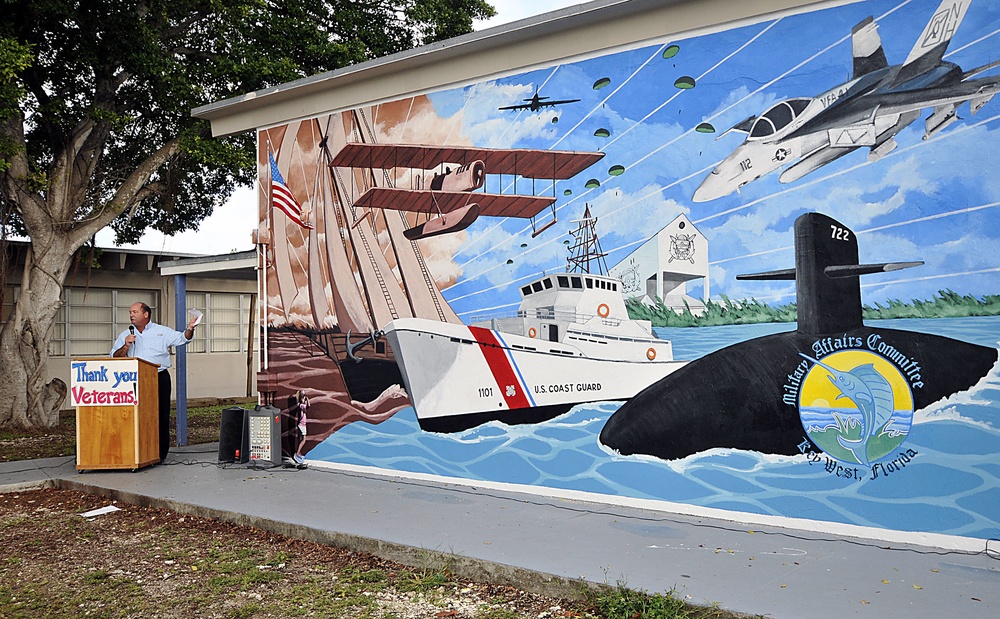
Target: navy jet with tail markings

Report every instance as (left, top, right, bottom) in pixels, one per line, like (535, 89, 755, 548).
(694, 0, 1000, 202)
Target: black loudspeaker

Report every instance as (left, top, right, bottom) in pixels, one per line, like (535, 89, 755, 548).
(218, 407, 249, 463)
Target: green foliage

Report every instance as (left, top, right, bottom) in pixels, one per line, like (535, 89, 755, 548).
(629, 290, 1000, 328)
(0, 0, 495, 242)
(0, 36, 32, 113)
(586, 582, 692, 618)
(626, 295, 797, 328)
(474, 607, 520, 619)
(863, 289, 1000, 319)
(406, 0, 497, 44)
(0, 37, 32, 172)
(75, 245, 102, 269)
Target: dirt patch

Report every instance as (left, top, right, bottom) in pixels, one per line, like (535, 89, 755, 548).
(0, 487, 596, 618)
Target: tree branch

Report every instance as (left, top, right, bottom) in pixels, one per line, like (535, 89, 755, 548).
(0, 112, 47, 235)
(171, 46, 219, 62)
(70, 137, 180, 245)
(133, 181, 169, 204)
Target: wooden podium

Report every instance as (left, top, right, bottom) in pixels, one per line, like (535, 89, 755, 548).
(71, 357, 160, 471)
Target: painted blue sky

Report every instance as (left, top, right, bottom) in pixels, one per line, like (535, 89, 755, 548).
(425, 0, 1000, 321)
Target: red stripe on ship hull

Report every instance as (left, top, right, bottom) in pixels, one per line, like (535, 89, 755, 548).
(468, 326, 531, 410)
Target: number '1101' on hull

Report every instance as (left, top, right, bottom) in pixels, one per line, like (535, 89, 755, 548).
(382, 270, 687, 433)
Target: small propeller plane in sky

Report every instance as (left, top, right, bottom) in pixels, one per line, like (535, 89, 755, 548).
(499, 91, 581, 112)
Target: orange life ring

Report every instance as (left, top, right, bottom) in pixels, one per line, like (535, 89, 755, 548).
(597, 303, 610, 318)
(528, 327, 537, 338)
(646, 347, 656, 361)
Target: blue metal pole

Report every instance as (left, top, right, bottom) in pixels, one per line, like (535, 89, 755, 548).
(174, 274, 188, 446)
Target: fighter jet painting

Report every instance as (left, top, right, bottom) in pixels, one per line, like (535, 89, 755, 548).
(693, 0, 1000, 202)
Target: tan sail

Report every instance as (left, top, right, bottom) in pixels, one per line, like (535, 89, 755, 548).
(382, 201, 461, 323)
(338, 162, 414, 327)
(350, 108, 461, 324)
(257, 130, 288, 327)
(317, 114, 375, 334)
(269, 127, 310, 328)
(297, 120, 335, 329)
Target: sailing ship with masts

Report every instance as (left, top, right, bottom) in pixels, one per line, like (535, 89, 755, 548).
(256, 105, 608, 407)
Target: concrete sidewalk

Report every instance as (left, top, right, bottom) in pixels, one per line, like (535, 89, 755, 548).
(2, 444, 997, 618)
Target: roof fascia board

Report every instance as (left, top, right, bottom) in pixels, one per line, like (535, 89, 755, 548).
(160, 253, 257, 276)
(194, 0, 832, 137)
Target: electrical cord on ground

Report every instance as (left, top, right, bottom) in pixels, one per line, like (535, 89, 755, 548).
(160, 457, 307, 472)
(0, 456, 76, 476)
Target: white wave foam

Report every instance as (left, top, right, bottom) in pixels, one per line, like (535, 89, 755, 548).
(912, 353, 1000, 430)
(913, 405, 999, 432)
(601, 446, 808, 474)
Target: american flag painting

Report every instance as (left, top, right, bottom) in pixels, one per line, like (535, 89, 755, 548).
(268, 150, 312, 229)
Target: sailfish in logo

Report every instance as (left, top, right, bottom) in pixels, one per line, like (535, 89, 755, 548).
(799, 354, 895, 465)
(600, 212, 997, 461)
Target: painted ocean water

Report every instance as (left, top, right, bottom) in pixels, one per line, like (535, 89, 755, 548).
(310, 316, 1000, 540)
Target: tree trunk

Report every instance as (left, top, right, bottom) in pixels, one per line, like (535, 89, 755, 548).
(0, 242, 75, 428)
(1, 101, 179, 429)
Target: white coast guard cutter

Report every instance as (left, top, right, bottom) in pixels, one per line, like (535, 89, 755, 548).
(383, 207, 686, 432)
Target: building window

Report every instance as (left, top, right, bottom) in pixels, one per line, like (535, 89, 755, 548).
(67, 288, 113, 356)
(187, 292, 207, 353)
(210, 293, 243, 353)
(62, 288, 158, 357)
(3, 286, 255, 357)
(186, 292, 254, 354)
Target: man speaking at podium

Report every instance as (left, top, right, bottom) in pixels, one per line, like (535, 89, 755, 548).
(111, 302, 198, 462)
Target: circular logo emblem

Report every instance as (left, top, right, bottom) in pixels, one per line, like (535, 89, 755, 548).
(798, 350, 914, 465)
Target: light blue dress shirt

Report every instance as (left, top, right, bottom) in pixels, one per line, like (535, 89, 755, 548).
(109, 322, 192, 371)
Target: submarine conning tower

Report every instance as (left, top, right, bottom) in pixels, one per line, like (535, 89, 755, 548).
(795, 212, 862, 335)
(737, 212, 923, 336)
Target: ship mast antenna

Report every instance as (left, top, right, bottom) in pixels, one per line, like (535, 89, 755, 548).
(566, 204, 608, 275)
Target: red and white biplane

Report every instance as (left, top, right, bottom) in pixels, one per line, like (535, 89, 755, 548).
(329, 142, 604, 240)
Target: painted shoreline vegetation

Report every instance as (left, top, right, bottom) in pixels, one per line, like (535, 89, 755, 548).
(627, 290, 1000, 328)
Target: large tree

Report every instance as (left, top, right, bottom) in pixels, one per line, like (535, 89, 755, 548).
(0, 0, 494, 428)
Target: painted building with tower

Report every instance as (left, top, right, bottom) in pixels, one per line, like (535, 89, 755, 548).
(609, 214, 708, 314)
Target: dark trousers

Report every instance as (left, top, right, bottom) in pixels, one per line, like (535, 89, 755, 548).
(157, 370, 171, 461)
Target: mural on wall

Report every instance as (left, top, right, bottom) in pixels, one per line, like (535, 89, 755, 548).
(258, 0, 1000, 541)
(601, 211, 997, 463)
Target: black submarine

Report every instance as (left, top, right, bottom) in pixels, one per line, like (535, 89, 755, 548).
(599, 212, 998, 460)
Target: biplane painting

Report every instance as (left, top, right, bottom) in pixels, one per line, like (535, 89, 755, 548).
(256, 0, 1000, 541)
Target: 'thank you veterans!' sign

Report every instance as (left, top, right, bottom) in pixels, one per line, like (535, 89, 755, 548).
(70, 359, 144, 406)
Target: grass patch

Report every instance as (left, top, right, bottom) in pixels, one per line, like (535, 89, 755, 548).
(394, 565, 451, 593)
(196, 547, 289, 593)
(2, 488, 759, 619)
(0, 397, 254, 462)
(475, 606, 521, 618)
(586, 581, 759, 619)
